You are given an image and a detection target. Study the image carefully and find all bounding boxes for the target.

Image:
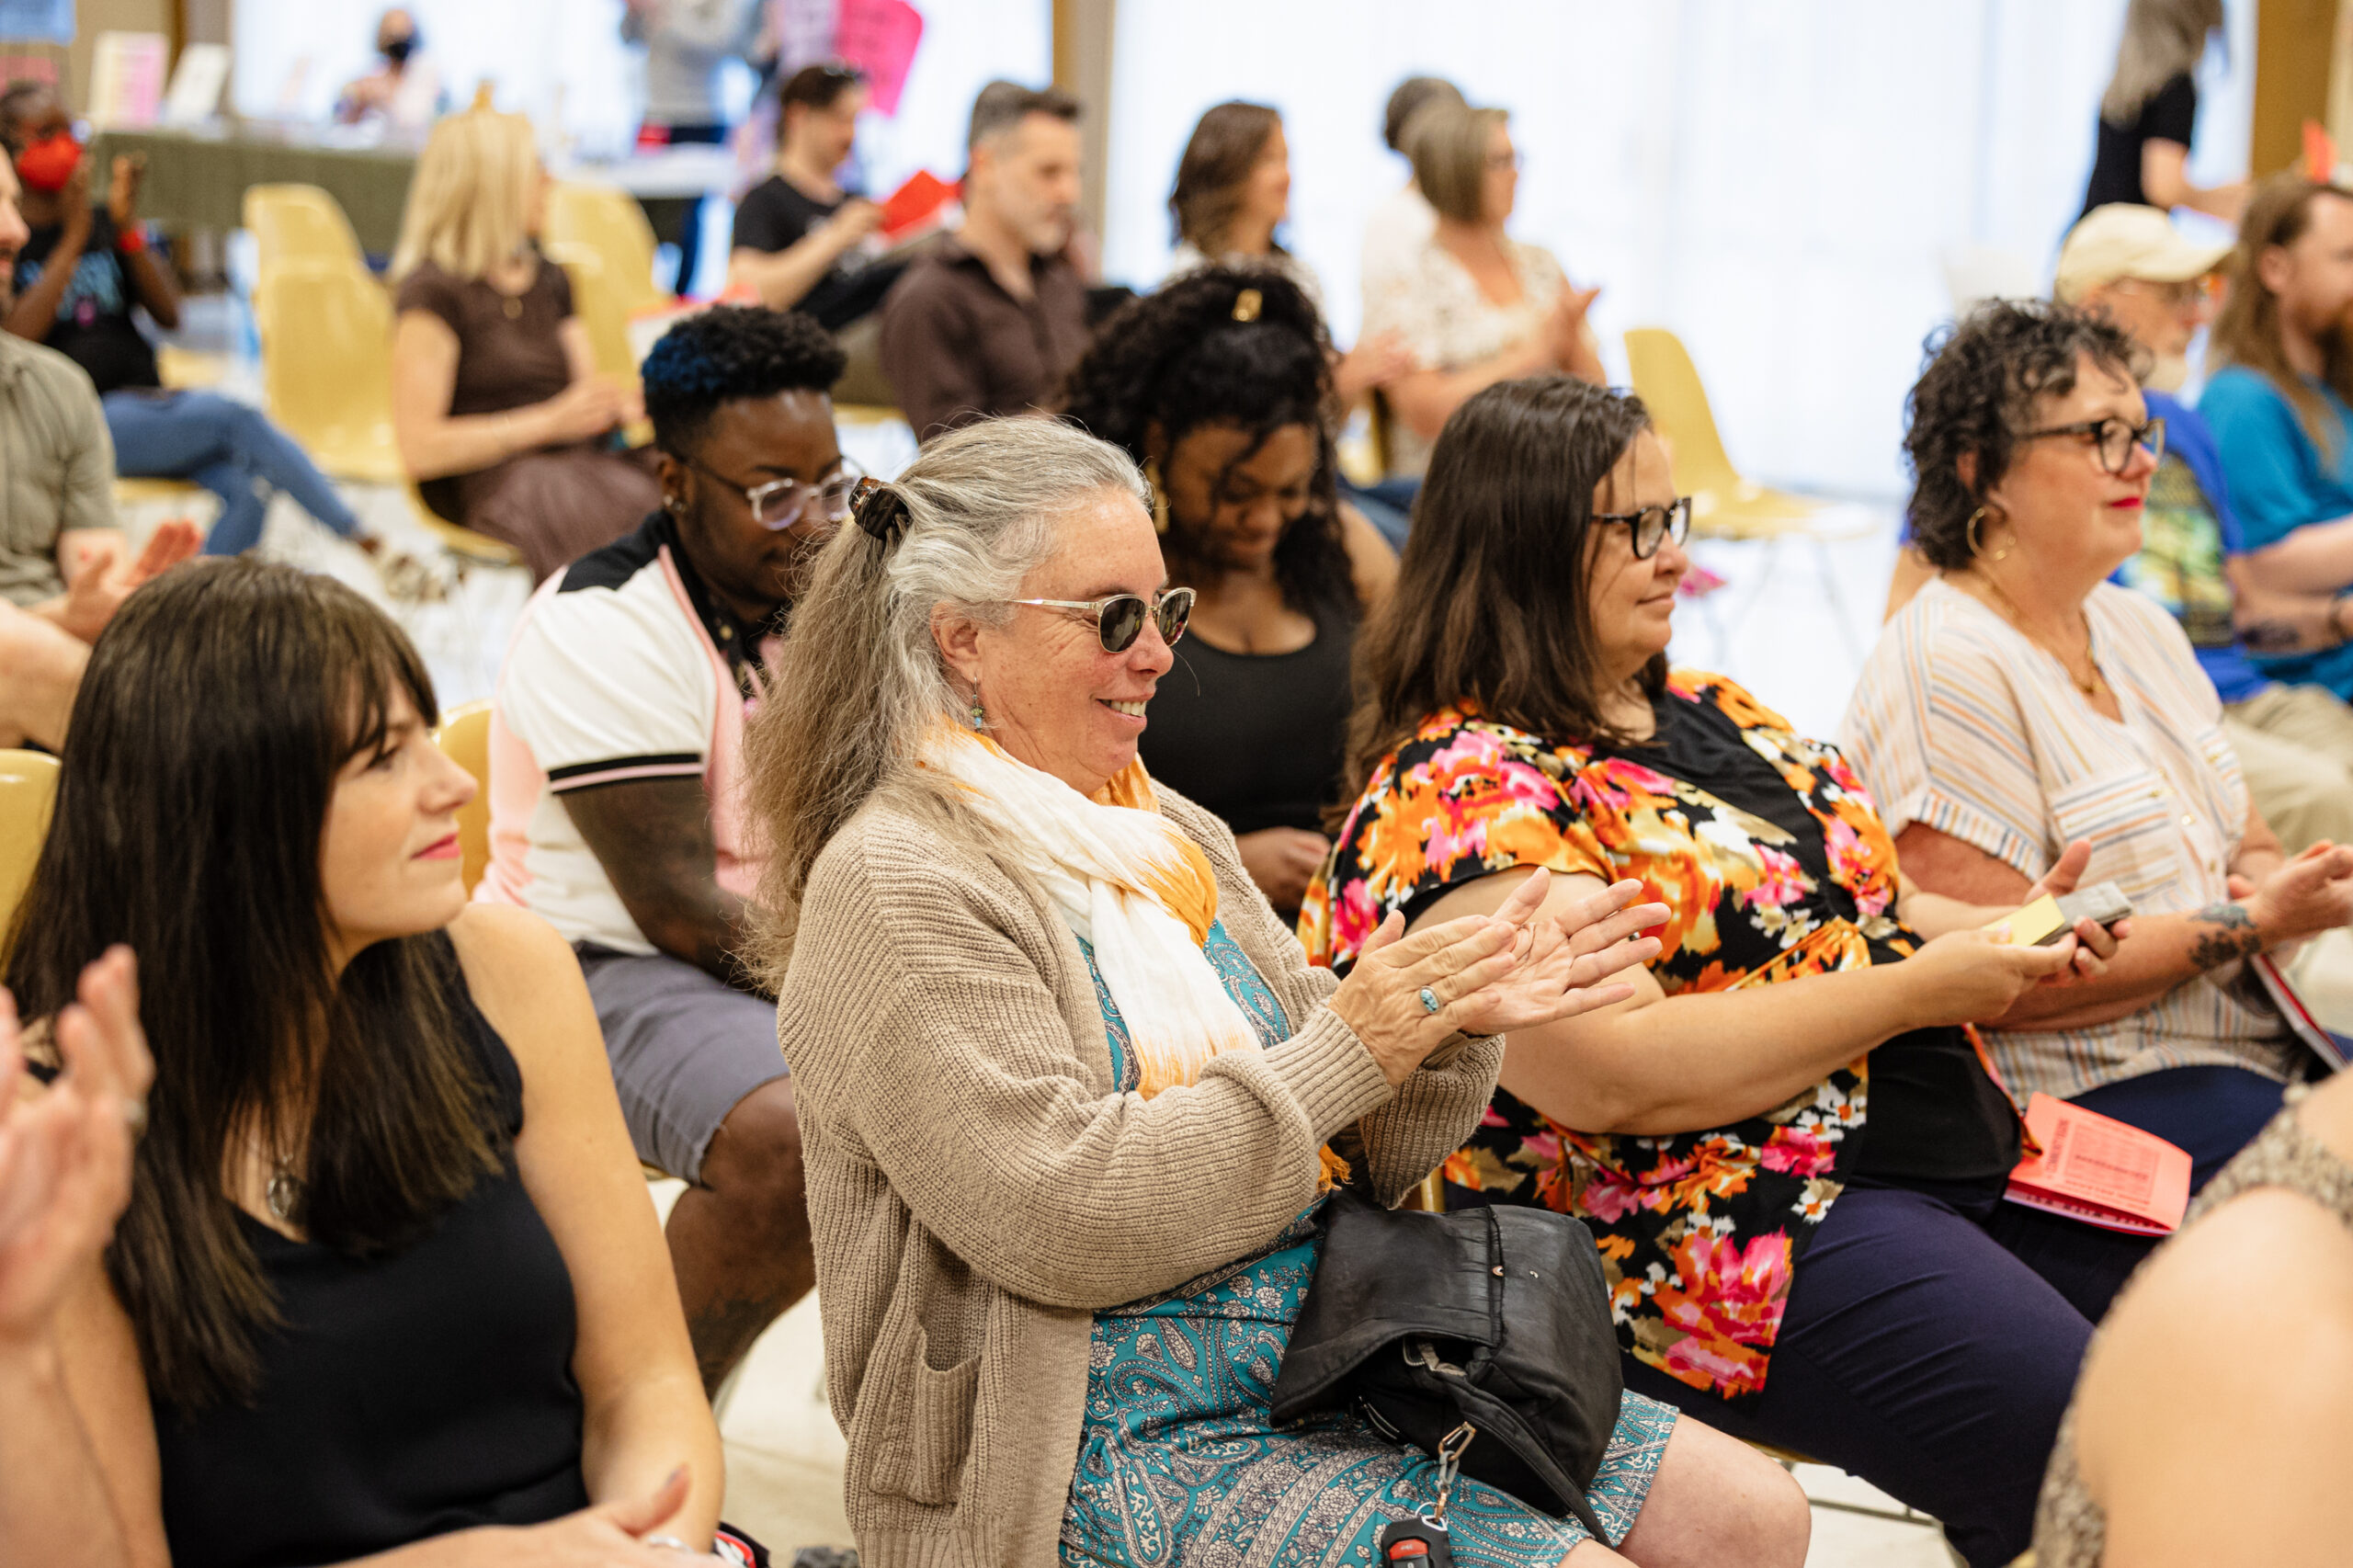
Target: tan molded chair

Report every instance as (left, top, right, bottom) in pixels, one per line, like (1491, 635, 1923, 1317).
(252, 258, 406, 485)
(0, 748, 61, 951)
(432, 700, 494, 897)
(546, 181, 668, 318)
(546, 242, 641, 387)
(243, 184, 367, 276)
(1623, 327, 1831, 539)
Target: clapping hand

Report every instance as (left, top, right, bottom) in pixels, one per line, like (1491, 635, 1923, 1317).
(1329, 869, 1665, 1087)
(0, 949, 151, 1351)
(55, 521, 201, 645)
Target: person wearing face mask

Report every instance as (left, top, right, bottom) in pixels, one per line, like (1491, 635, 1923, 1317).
(477, 305, 847, 1396)
(1057, 268, 1397, 916)
(335, 9, 445, 131)
(0, 131, 198, 750)
(727, 63, 903, 331)
(0, 85, 384, 566)
(1843, 301, 2353, 1215)
(878, 82, 1090, 440)
(2056, 204, 2353, 858)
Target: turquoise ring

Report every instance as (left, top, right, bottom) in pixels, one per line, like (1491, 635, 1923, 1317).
(1418, 985, 1442, 1015)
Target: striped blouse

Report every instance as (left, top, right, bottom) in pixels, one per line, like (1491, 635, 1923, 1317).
(1838, 576, 2296, 1100)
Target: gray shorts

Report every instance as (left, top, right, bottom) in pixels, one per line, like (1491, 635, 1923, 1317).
(574, 943, 788, 1185)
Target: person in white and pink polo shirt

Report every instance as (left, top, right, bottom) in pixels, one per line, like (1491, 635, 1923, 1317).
(479, 305, 854, 1392)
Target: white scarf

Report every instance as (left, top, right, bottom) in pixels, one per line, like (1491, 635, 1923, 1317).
(918, 726, 1264, 1097)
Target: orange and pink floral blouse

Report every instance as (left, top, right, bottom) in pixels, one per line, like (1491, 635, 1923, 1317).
(1300, 673, 2018, 1406)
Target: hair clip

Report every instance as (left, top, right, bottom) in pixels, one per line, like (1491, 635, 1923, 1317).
(1232, 287, 1262, 323)
(850, 476, 910, 545)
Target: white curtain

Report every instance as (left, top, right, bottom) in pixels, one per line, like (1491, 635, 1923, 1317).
(1104, 0, 2254, 497)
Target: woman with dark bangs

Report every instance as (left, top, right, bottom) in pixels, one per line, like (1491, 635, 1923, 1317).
(10, 561, 731, 1567)
(1059, 266, 1398, 917)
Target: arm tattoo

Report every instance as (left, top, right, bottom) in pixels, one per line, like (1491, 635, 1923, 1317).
(2187, 903, 2262, 971)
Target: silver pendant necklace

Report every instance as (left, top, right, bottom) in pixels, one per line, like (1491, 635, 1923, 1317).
(266, 1165, 302, 1221)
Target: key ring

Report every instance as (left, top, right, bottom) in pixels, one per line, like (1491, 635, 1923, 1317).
(1422, 1421, 1477, 1529)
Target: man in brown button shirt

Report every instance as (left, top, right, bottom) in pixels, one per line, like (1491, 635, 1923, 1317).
(879, 82, 1089, 440)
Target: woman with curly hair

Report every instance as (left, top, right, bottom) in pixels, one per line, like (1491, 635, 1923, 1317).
(1843, 299, 2353, 1193)
(1058, 266, 1397, 915)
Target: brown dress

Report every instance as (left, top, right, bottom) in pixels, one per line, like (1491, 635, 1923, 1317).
(394, 254, 658, 580)
(2033, 1081, 2353, 1564)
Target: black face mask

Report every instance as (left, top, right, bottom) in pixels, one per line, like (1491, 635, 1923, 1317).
(382, 33, 417, 65)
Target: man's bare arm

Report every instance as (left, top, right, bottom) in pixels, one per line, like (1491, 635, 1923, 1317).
(561, 777, 760, 991)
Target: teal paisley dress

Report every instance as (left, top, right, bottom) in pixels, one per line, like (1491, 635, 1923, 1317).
(1057, 918, 1680, 1567)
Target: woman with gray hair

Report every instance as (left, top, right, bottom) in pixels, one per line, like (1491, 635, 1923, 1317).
(748, 416, 1806, 1566)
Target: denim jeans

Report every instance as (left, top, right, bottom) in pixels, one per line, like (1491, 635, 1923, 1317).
(102, 390, 362, 555)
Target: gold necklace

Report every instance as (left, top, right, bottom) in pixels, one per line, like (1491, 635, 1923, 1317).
(1974, 570, 2109, 699)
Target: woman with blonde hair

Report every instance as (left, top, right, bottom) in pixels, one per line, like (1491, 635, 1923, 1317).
(1362, 100, 1604, 480)
(2077, 0, 2245, 222)
(391, 108, 657, 579)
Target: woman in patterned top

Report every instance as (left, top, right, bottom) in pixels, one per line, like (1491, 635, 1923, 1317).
(1302, 377, 2132, 1568)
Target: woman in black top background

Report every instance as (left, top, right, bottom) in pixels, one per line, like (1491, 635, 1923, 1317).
(11, 561, 724, 1568)
(2079, 0, 2246, 222)
(1057, 266, 1398, 915)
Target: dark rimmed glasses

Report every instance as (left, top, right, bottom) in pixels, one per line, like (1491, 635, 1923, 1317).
(682, 454, 866, 530)
(1006, 587, 1196, 652)
(1593, 495, 1693, 559)
(2017, 415, 2165, 474)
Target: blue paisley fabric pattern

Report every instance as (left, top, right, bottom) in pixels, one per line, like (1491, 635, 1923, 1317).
(1060, 920, 1677, 1565)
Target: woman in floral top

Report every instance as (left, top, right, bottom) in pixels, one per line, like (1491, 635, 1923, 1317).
(1302, 378, 2135, 1568)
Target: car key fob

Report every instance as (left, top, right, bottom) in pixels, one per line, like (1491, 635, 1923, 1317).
(1378, 1517, 1457, 1568)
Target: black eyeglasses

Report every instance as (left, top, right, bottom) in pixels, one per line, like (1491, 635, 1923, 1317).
(1005, 587, 1196, 652)
(680, 454, 865, 530)
(1592, 495, 1693, 559)
(2017, 415, 2165, 474)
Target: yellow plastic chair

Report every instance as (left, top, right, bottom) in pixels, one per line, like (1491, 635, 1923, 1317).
(1621, 326, 1870, 669)
(546, 242, 641, 387)
(243, 184, 367, 276)
(252, 258, 406, 485)
(432, 700, 494, 896)
(0, 748, 61, 951)
(1621, 327, 1828, 539)
(546, 181, 669, 318)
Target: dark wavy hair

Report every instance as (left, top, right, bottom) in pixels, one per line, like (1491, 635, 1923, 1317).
(1902, 300, 2143, 571)
(642, 304, 847, 458)
(6, 561, 503, 1409)
(1056, 264, 1356, 618)
(1344, 377, 1659, 801)
(1169, 100, 1281, 254)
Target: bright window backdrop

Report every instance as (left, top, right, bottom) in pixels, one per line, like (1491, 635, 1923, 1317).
(1103, 0, 2254, 498)
(226, 0, 1050, 192)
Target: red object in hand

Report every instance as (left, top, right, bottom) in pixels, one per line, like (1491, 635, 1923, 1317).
(115, 225, 145, 254)
(878, 169, 955, 243)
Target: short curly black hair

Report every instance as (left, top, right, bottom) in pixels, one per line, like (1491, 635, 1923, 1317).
(641, 305, 847, 458)
(1055, 264, 1357, 617)
(1904, 300, 2145, 569)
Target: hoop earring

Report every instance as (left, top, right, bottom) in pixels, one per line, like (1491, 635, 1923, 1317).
(1143, 458, 1171, 536)
(1965, 506, 2011, 563)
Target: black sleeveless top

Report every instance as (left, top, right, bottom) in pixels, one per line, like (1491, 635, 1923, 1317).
(154, 960, 589, 1568)
(1139, 598, 1356, 836)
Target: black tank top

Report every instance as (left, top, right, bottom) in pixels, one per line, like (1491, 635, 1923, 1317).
(154, 960, 589, 1568)
(1139, 599, 1356, 835)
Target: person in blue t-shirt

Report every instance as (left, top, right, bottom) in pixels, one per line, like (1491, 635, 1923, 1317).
(2054, 205, 2353, 857)
(2202, 176, 2353, 704)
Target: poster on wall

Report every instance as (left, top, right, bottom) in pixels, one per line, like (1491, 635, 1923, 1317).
(0, 0, 73, 46)
(835, 0, 922, 116)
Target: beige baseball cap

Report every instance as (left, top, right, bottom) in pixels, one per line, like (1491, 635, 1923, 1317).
(2055, 203, 2232, 302)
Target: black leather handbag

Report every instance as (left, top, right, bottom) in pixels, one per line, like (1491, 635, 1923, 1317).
(1267, 1189, 1624, 1540)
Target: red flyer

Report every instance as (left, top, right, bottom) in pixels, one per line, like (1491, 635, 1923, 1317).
(2003, 1093, 2191, 1237)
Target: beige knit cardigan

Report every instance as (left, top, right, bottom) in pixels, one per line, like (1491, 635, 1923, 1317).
(774, 778, 1506, 1566)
